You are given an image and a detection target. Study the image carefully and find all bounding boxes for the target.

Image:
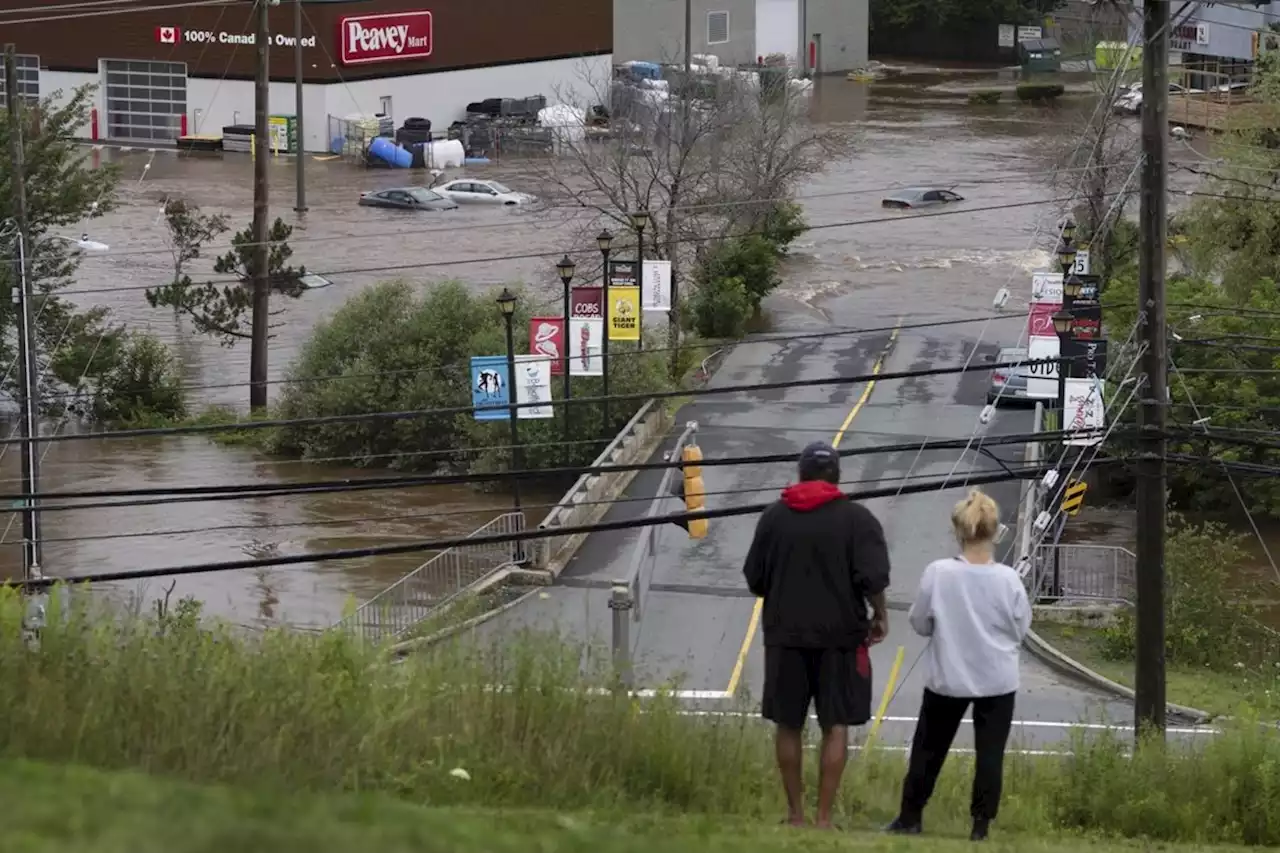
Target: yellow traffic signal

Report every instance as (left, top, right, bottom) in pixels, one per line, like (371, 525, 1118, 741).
(680, 444, 708, 539)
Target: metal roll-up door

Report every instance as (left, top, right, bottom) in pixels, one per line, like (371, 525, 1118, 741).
(0, 54, 40, 109)
(103, 59, 187, 143)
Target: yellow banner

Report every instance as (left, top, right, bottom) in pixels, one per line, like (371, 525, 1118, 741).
(608, 285, 641, 341)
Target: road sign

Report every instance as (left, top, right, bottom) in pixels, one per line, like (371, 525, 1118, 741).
(1061, 480, 1088, 516)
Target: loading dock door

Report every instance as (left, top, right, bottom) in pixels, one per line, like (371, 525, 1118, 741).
(103, 59, 188, 143)
(0, 54, 40, 109)
(755, 0, 799, 63)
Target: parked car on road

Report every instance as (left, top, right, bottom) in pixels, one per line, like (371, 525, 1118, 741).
(434, 179, 535, 205)
(358, 187, 459, 211)
(986, 347, 1034, 405)
(881, 187, 964, 210)
(1113, 81, 1202, 114)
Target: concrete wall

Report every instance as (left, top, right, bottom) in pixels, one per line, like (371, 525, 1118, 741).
(614, 0, 757, 67)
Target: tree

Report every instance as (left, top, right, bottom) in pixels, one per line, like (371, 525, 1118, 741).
(146, 211, 305, 349)
(0, 84, 138, 411)
(536, 60, 839, 375)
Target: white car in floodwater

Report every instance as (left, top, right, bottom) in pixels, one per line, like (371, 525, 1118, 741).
(433, 179, 536, 206)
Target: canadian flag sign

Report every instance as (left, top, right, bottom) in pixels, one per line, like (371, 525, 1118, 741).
(528, 317, 565, 376)
(155, 26, 180, 44)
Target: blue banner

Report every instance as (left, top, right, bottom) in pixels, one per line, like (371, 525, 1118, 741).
(470, 356, 511, 421)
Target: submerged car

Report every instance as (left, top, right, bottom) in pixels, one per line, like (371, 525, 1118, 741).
(881, 187, 964, 209)
(986, 347, 1034, 405)
(434, 179, 536, 205)
(358, 187, 459, 211)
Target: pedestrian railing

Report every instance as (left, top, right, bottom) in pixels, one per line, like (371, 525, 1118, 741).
(337, 512, 526, 643)
(1030, 543, 1135, 605)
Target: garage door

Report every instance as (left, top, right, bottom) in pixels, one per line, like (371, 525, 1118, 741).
(103, 59, 187, 143)
(755, 0, 799, 64)
(0, 54, 40, 109)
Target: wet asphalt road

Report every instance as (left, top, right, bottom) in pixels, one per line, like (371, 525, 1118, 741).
(475, 292, 1144, 747)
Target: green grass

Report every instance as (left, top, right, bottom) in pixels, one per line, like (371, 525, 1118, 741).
(6, 587, 1280, 846)
(1035, 621, 1280, 720)
(2, 759, 1262, 853)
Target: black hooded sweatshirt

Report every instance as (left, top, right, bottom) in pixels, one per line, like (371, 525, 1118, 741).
(742, 480, 891, 649)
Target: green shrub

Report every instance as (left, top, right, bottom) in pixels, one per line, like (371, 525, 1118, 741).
(690, 275, 752, 339)
(968, 90, 1002, 105)
(267, 280, 669, 475)
(87, 332, 188, 427)
(1015, 82, 1065, 102)
(695, 236, 781, 310)
(1099, 520, 1279, 669)
(759, 201, 808, 256)
(7, 587, 1280, 845)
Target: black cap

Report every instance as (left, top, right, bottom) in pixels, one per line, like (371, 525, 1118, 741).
(798, 440, 839, 479)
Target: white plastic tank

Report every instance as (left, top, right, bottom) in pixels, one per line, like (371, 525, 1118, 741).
(424, 139, 465, 169)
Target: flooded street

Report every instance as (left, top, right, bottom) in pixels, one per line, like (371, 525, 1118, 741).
(10, 70, 1211, 627)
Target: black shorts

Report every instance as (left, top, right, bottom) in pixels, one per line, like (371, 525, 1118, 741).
(762, 645, 873, 730)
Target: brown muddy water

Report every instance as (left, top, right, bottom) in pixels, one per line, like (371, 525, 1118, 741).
(10, 70, 1215, 628)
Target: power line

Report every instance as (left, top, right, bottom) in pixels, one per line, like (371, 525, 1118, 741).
(17, 460, 1128, 589)
(0, 355, 1090, 448)
(0, 427, 1110, 510)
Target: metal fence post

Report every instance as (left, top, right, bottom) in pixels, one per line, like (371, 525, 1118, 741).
(609, 584, 634, 690)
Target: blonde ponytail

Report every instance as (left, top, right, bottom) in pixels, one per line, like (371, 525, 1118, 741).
(951, 488, 1000, 545)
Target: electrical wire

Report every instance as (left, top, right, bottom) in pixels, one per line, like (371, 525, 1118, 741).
(0, 354, 1092, 449)
(14, 459, 1129, 589)
(0, 427, 1112, 510)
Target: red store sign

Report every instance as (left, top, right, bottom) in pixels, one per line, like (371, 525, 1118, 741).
(337, 11, 433, 66)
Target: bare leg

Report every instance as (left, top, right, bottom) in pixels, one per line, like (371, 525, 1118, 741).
(815, 724, 848, 828)
(775, 725, 806, 825)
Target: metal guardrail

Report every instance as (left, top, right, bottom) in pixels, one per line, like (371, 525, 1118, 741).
(1030, 543, 1136, 605)
(609, 421, 699, 687)
(337, 511, 525, 643)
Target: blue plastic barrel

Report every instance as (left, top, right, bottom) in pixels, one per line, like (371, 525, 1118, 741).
(464, 157, 491, 165)
(368, 136, 412, 168)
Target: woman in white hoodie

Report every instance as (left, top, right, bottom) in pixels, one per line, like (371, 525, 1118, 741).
(885, 488, 1032, 842)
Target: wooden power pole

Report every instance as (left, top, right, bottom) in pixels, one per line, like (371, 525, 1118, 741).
(1135, 0, 1169, 740)
(250, 0, 271, 411)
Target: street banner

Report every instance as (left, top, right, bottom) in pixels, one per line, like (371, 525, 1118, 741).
(1028, 301, 1060, 338)
(568, 317, 604, 376)
(608, 285, 642, 341)
(470, 355, 510, 421)
(529, 317, 565, 376)
(570, 286, 604, 319)
(1078, 274, 1101, 301)
(608, 259, 638, 287)
(1026, 335, 1059, 399)
(642, 259, 672, 312)
(1031, 271, 1063, 304)
(1064, 377, 1106, 446)
(1068, 300, 1102, 340)
(514, 355, 554, 419)
(1063, 337, 1108, 380)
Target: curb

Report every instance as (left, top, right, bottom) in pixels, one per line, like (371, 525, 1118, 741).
(389, 571, 540, 657)
(1022, 627, 1212, 725)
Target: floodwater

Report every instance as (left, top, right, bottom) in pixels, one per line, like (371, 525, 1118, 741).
(2, 70, 1217, 628)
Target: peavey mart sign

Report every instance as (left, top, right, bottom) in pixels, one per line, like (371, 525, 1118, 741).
(337, 11, 433, 66)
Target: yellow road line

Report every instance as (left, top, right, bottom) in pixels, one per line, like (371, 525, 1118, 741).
(866, 644, 906, 745)
(725, 320, 903, 697)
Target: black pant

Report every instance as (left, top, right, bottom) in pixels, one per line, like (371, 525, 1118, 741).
(761, 645, 872, 730)
(899, 689, 1016, 824)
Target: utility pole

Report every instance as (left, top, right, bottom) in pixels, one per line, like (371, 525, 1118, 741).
(1135, 0, 1169, 740)
(250, 0, 271, 411)
(293, 0, 307, 213)
(671, 0, 692, 379)
(5, 44, 43, 581)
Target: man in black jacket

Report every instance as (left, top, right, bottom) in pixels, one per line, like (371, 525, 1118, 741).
(743, 440, 891, 828)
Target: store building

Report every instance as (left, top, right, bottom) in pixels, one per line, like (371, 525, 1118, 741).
(0, 0, 612, 152)
(1128, 0, 1280, 85)
(613, 0, 868, 74)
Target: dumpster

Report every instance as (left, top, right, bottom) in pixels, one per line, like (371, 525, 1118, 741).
(1019, 38, 1062, 74)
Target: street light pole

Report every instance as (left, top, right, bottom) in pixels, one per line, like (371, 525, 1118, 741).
(555, 255, 576, 466)
(629, 210, 650, 353)
(597, 229, 614, 433)
(5, 45, 42, 581)
(497, 288, 522, 518)
(293, 0, 307, 213)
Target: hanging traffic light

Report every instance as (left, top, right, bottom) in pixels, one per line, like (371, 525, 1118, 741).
(674, 444, 708, 539)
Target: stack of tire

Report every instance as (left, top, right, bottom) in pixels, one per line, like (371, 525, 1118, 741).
(394, 116, 433, 146)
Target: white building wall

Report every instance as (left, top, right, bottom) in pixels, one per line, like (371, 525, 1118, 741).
(40, 69, 97, 138)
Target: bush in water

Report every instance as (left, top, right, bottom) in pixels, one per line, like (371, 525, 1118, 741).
(1015, 82, 1065, 102)
(694, 236, 782, 311)
(266, 280, 670, 475)
(87, 332, 188, 427)
(690, 275, 753, 340)
(4, 585, 1280, 845)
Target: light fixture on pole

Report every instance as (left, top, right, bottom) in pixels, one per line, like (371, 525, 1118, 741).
(1063, 274, 1084, 301)
(1061, 218, 1076, 244)
(555, 254, 576, 464)
(496, 287, 523, 526)
(597, 229, 614, 433)
(1057, 239, 1077, 277)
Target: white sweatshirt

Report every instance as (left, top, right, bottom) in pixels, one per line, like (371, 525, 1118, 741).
(907, 556, 1033, 699)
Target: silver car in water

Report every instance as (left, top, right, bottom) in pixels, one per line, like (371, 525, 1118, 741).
(986, 347, 1033, 405)
(881, 187, 964, 209)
